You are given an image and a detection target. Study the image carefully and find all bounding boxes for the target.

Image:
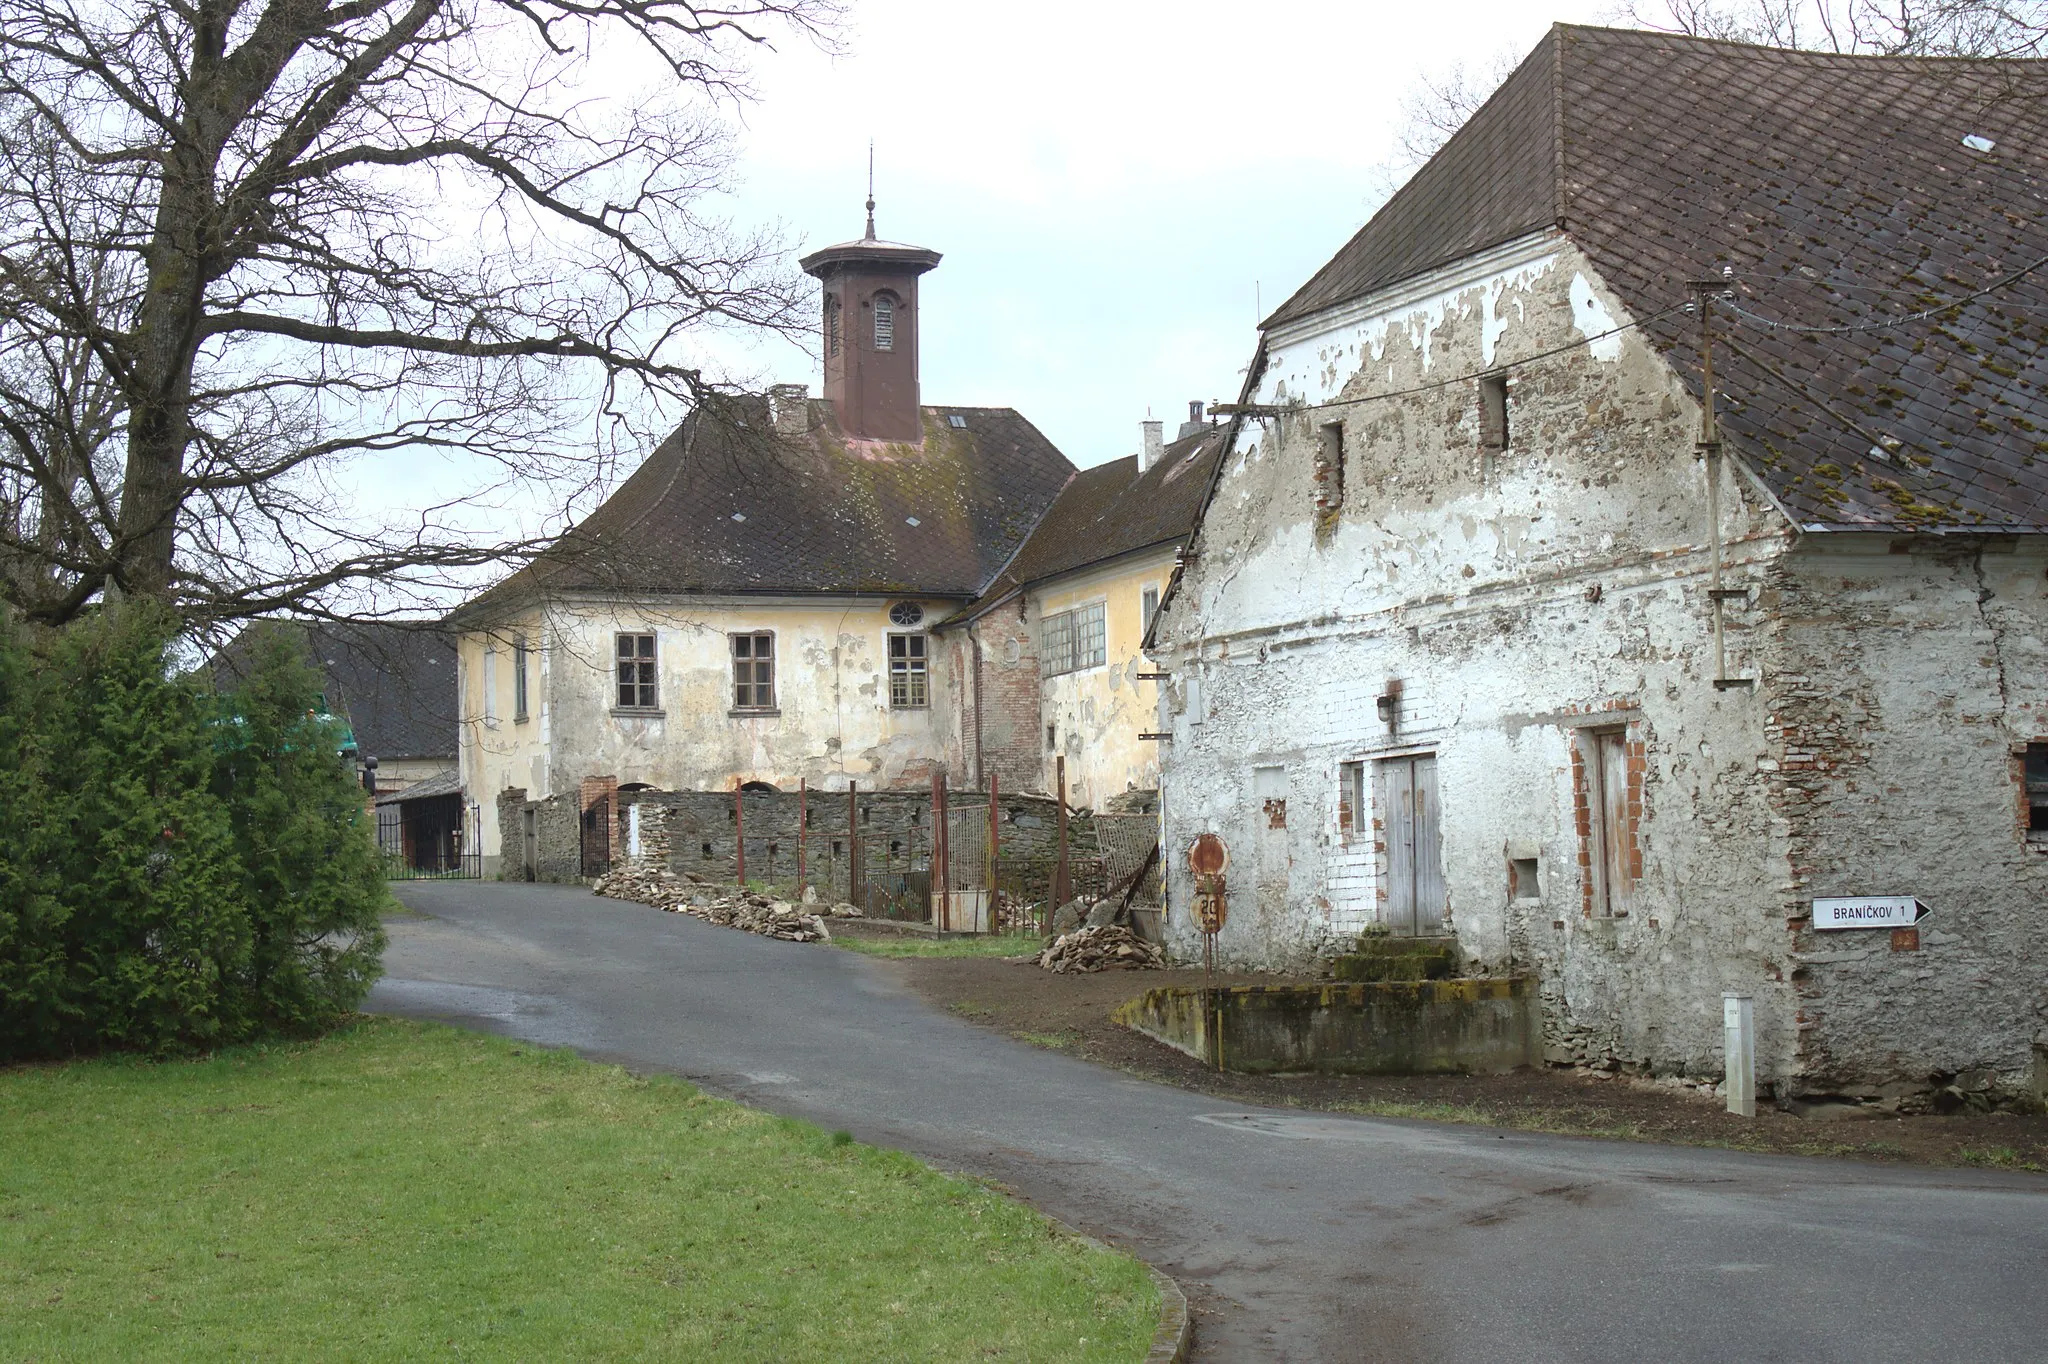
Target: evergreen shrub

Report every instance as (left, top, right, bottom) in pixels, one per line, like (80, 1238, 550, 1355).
(0, 606, 386, 1060)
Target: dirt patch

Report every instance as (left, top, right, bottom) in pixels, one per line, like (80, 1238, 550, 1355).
(897, 955, 2048, 1172)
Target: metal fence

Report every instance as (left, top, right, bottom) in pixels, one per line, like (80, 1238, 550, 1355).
(378, 800, 482, 880)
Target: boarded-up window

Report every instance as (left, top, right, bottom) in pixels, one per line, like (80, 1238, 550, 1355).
(2027, 743, 2048, 834)
(825, 295, 841, 356)
(731, 632, 775, 710)
(615, 633, 656, 710)
(889, 633, 928, 708)
(1314, 421, 1344, 517)
(1578, 727, 1637, 917)
(1339, 761, 1366, 835)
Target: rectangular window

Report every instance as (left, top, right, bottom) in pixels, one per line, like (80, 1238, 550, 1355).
(1041, 609, 1075, 677)
(1314, 421, 1345, 516)
(1074, 601, 1106, 671)
(873, 296, 894, 351)
(482, 647, 498, 724)
(731, 632, 775, 710)
(513, 634, 530, 721)
(1339, 761, 1366, 835)
(615, 633, 657, 710)
(888, 633, 928, 708)
(1141, 586, 1159, 635)
(2026, 743, 2048, 834)
(1480, 372, 1509, 451)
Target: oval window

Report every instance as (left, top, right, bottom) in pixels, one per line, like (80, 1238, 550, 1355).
(889, 601, 923, 627)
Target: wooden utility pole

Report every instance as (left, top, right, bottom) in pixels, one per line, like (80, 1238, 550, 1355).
(1054, 756, 1071, 916)
(734, 777, 745, 887)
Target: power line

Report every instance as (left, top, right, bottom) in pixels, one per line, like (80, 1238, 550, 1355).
(1721, 250, 2048, 335)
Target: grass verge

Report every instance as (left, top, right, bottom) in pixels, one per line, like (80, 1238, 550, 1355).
(834, 931, 1043, 960)
(0, 1017, 1157, 1362)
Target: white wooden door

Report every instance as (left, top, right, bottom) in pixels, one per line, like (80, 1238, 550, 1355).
(1380, 754, 1445, 935)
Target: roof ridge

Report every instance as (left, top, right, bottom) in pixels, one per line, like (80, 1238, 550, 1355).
(1549, 19, 2048, 66)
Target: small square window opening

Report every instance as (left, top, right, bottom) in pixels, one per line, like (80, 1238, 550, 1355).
(1479, 373, 1509, 451)
(2025, 743, 2048, 833)
(615, 633, 656, 709)
(1510, 857, 1542, 901)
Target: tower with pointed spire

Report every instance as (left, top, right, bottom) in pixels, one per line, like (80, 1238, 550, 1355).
(798, 183, 941, 443)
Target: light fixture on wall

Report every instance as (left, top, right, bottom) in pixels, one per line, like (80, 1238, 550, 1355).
(1376, 681, 1401, 732)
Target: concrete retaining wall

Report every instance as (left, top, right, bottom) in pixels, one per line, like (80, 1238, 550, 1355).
(1114, 977, 1540, 1075)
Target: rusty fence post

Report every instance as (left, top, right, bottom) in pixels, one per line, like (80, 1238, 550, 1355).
(847, 780, 860, 909)
(1053, 755, 1071, 924)
(734, 777, 745, 888)
(987, 772, 1000, 933)
(797, 778, 807, 897)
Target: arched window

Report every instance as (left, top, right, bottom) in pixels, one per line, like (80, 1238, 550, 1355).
(824, 295, 840, 357)
(873, 294, 894, 351)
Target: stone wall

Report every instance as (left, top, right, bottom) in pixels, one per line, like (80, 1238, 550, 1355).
(504, 783, 1104, 912)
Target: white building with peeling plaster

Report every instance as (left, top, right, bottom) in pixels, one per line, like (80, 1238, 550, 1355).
(1150, 26, 2048, 1106)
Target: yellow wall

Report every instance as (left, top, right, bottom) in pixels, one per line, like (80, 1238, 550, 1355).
(1029, 549, 1173, 810)
(458, 595, 961, 869)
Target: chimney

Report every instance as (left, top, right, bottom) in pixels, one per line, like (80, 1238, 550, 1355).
(1139, 418, 1164, 472)
(1177, 400, 1207, 440)
(770, 383, 809, 437)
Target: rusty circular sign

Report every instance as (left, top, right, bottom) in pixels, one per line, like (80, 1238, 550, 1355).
(1188, 832, 1230, 877)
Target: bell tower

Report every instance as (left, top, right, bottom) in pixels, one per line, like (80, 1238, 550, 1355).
(799, 195, 941, 444)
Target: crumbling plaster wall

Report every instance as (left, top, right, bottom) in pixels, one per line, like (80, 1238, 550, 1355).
(1155, 233, 1809, 1084)
(464, 594, 968, 872)
(1767, 538, 2048, 1097)
(1031, 551, 1173, 811)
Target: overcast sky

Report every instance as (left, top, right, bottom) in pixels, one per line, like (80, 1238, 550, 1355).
(711, 0, 1607, 468)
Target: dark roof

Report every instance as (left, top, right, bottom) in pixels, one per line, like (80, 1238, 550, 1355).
(214, 620, 458, 761)
(1269, 25, 2048, 530)
(460, 398, 1075, 614)
(968, 424, 1229, 611)
(377, 768, 461, 806)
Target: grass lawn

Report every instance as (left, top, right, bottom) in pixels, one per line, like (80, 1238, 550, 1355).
(833, 931, 1045, 961)
(0, 1018, 1157, 1362)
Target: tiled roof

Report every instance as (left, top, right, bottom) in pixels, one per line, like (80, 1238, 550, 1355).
(213, 620, 457, 761)
(1271, 25, 2048, 531)
(459, 398, 1075, 614)
(969, 424, 1228, 610)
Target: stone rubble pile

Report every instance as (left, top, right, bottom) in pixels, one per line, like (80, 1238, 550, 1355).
(592, 866, 860, 944)
(1038, 924, 1165, 974)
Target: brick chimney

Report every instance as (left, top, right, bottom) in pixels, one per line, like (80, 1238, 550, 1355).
(798, 217, 942, 444)
(1177, 400, 1207, 440)
(770, 383, 809, 437)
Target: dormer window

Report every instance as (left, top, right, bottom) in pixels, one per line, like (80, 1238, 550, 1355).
(873, 294, 895, 351)
(825, 295, 841, 357)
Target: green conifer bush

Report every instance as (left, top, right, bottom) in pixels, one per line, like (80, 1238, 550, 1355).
(0, 607, 386, 1060)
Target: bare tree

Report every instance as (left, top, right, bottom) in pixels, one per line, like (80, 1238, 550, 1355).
(1385, 2, 2048, 180)
(0, 0, 833, 629)
(1616, 0, 2048, 55)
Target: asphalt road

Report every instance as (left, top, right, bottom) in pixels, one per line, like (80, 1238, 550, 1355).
(372, 881, 2048, 1363)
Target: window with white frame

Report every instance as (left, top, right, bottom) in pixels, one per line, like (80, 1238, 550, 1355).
(482, 647, 498, 723)
(1141, 586, 1159, 635)
(888, 633, 928, 708)
(1340, 761, 1366, 836)
(1040, 602, 1107, 676)
(873, 295, 895, 350)
(731, 632, 775, 710)
(616, 633, 657, 710)
(513, 634, 530, 721)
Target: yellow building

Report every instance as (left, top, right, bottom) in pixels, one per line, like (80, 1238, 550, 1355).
(446, 210, 1224, 875)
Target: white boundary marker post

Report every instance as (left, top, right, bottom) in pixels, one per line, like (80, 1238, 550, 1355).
(627, 802, 642, 861)
(1723, 993, 1755, 1117)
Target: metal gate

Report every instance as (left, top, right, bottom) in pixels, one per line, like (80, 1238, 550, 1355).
(378, 801, 482, 879)
(1379, 754, 1445, 934)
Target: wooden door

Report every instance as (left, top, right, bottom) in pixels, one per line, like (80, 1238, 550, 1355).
(1592, 729, 1632, 917)
(1380, 754, 1445, 935)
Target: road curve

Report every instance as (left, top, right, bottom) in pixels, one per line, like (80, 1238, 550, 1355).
(372, 881, 2048, 1363)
